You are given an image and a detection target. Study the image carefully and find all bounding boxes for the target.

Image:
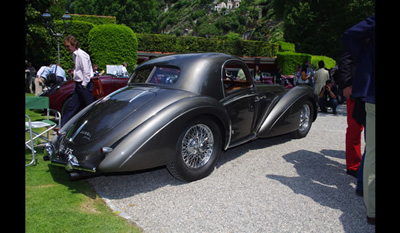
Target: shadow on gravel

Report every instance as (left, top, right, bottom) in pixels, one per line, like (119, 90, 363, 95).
(87, 167, 185, 200)
(88, 134, 294, 201)
(317, 103, 347, 117)
(217, 134, 292, 169)
(266, 149, 374, 233)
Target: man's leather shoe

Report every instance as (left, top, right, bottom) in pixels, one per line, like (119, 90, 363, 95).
(346, 169, 358, 178)
(367, 216, 376, 225)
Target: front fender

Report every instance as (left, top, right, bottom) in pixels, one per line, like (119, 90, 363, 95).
(98, 96, 231, 173)
(257, 85, 317, 137)
(40, 80, 75, 112)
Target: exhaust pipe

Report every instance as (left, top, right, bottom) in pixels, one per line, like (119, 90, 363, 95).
(68, 172, 81, 181)
(68, 171, 96, 181)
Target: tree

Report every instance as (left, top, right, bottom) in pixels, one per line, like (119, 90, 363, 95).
(272, 0, 375, 59)
(25, 0, 68, 67)
(69, 0, 160, 33)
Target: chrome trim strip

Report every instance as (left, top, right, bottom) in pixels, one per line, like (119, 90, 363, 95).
(51, 160, 97, 173)
(224, 121, 232, 150)
(129, 90, 150, 103)
(69, 120, 88, 143)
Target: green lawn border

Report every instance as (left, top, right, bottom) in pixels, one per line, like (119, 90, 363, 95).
(25, 95, 141, 232)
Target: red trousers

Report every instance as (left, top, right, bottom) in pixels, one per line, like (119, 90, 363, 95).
(345, 99, 364, 171)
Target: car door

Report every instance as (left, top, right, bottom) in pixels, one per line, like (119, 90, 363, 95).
(220, 60, 260, 147)
(112, 76, 129, 90)
(97, 75, 113, 95)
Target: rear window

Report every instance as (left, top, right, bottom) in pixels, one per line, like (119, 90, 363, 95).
(130, 66, 180, 85)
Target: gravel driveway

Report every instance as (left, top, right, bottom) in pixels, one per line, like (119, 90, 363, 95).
(88, 104, 375, 232)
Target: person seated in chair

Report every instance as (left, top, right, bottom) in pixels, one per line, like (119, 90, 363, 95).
(319, 79, 338, 114)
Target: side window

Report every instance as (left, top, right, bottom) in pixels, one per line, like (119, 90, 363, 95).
(147, 67, 180, 84)
(130, 66, 180, 85)
(222, 61, 251, 95)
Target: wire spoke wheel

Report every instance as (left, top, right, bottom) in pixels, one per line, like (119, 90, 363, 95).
(167, 117, 222, 182)
(181, 124, 214, 169)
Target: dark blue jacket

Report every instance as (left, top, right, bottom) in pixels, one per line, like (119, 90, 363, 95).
(342, 15, 375, 104)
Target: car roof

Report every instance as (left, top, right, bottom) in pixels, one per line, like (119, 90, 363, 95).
(135, 53, 246, 100)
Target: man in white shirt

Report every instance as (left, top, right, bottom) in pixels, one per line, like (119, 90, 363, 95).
(121, 62, 129, 77)
(35, 64, 66, 95)
(49, 64, 66, 82)
(313, 61, 330, 95)
(61, 35, 94, 127)
(35, 66, 50, 95)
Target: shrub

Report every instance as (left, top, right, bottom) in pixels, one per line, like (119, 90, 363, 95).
(241, 40, 279, 57)
(137, 33, 177, 52)
(136, 33, 279, 57)
(176, 36, 202, 53)
(88, 24, 138, 72)
(311, 55, 336, 69)
(276, 52, 312, 75)
(276, 41, 295, 52)
(71, 14, 117, 25)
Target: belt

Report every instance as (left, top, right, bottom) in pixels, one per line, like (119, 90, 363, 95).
(74, 79, 92, 84)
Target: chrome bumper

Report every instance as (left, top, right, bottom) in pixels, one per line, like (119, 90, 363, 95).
(44, 143, 96, 173)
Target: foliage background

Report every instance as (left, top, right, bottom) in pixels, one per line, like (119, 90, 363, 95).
(272, 0, 375, 59)
(26, 0, 374, 70)
(51, 20, 95, 69)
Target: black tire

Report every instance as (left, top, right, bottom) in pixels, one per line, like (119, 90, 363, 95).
(167, 117, 222, 182)
(290, 100, 313, 139)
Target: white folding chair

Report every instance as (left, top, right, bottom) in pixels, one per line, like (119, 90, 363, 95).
(25, 96, 61, 166)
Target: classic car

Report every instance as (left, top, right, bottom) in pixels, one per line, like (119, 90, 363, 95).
(39, 74, 129, 115)
(45, 53, 318, 182)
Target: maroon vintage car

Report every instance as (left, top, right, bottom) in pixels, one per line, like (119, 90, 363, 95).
(39, 75, 128, 115)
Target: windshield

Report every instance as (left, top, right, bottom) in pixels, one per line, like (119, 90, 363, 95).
(129, 66, 180, 85)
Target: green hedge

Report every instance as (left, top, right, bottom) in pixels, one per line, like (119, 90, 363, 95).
(276, 52, 312, 75)
(276, 41, 295, 52)
(137, 33, 279, 57)
(276, 52, 336, 75)
(311, 55, 336, 70)
(137, 33, 177, 52)
(241, 40, 280, 58)
(88, 24, 138, 72)
(71, 14, 117, 25)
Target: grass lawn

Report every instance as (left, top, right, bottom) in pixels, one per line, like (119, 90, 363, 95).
(25, 97, 141, 232)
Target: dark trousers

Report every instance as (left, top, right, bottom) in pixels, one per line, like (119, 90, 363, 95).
(318, 98, 338, 113)
(61, 80, 94, 127)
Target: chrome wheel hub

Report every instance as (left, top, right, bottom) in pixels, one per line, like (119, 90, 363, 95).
(181, 124, 214, 169)
(299, 104, 311, 132)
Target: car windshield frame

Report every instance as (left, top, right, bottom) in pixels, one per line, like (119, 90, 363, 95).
(128, 66, 181, 86)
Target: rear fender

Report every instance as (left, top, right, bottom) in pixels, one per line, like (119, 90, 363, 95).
(257, 86, 316, 138)
(98, 96, 231, 172)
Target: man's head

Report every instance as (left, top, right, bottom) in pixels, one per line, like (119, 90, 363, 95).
(326, 79, 333, 88)
(64, 35, 79, 53)
(318, 60, 325, 69)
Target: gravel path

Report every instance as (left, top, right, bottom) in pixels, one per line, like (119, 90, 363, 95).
(88, 104, 375, 232)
